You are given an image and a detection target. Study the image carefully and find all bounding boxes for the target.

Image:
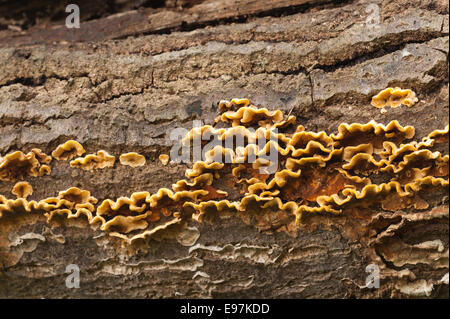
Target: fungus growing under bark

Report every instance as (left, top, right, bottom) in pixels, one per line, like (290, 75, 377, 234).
(120, 152, 146, 167)
(11, 181, 33, 199)
(0, 98, 447, 248)
(51, 140, 85, 160)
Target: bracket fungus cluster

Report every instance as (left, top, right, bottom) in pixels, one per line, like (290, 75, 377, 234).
(0, 98, 448, 247)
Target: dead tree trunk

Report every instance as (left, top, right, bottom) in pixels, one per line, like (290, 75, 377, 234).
(0, 0, 448, 298)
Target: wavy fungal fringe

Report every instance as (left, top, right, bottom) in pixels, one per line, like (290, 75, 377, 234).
(371, 87, 418, 109)
(52, 140, 85, 161)
(0, 97, 448, 244)
(70, 150, 115, 170)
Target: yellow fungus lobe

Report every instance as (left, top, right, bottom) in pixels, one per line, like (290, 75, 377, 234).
(120, 152, 146, 167)
(371, 87, 418, 109)
(159, 154, 170, 166)
(52, 140, 85, 161)
(11, 181, 33, 199)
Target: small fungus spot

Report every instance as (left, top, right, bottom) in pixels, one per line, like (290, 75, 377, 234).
(159, 154, 170, 166)
(119, 152, 146, 168)
(11, 181, 33, 199)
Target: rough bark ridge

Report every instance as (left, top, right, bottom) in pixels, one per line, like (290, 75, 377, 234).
(0, 0, 448, 298)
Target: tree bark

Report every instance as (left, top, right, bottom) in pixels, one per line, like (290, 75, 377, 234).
(0, 0, 448, 298)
